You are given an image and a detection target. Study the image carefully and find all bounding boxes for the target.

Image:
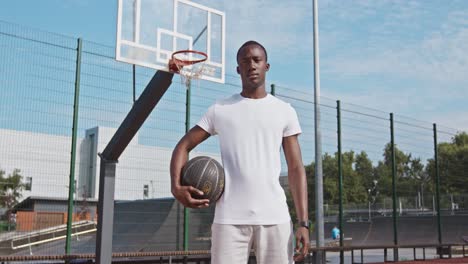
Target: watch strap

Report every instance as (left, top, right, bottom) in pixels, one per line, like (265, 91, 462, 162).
(298, 220, 310, 229)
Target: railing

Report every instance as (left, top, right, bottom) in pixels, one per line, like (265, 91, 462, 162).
(0, 243, 465, 264)
(305, 243, 468, 264)
(8, 221, 96, 251)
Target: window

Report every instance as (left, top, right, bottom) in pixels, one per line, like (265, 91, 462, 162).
(143, 184, 149, 199)
(25, 177, 32, 191)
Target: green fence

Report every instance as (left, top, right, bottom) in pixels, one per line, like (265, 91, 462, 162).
(0, 20, 466, 258)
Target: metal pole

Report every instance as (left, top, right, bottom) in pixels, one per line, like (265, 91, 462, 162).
(337, 100, 344, 264)
(183, 83, 191, 251)
(95, 159, 117, 264)
(369, 200, 371, 221)
(451, 194, 454, 215)
(433, 123, 442, 246)
(313, 0, 324, 262)
(133, 65, 136, 103)
(270, 84, 276, 96)
(65, 38, 82, 254)
(181, 28, 204, 256)
(390, 113, 399, 261)
(95, 71, 174, 264)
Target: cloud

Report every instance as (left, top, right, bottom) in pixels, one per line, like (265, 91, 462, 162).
(320, 1, 468, 118)
(432, 112, 468, 133)
(190, 0, 468, 132)
(321, 1, 468, 83)
(221, 0, 314, 63)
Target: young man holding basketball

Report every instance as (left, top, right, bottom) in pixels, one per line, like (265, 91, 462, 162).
(170, 41, 309, 263)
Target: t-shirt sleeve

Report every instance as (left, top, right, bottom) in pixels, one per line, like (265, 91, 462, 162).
(197, 104, 217, 135)
(283, 104, 302, 137)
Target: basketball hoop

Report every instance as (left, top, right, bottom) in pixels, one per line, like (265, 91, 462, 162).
(169, 50, 208, 89)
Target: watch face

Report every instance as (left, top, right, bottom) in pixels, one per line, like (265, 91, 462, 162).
(299, 221, 310, 229)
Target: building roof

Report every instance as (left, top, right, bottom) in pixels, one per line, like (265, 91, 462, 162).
(12, 196, 98, 212)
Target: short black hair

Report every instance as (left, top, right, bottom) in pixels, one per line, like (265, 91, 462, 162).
(236, 40, 268, 63)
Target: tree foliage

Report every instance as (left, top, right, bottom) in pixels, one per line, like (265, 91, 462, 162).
(426, 132, 468, 194)
(0, 168, 24, 215)
(285, 132, 468, 220)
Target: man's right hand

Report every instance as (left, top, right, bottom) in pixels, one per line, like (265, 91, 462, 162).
(172, 185, 210, 208)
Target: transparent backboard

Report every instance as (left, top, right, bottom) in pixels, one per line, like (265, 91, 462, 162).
(116, 0, 225, 83)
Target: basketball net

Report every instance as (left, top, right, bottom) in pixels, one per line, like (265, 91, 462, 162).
(170, 50, 208, 91)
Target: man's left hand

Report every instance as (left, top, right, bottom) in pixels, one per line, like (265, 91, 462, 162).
(293, 227, 310, 262)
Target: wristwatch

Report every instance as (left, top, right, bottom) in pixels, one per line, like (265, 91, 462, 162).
(298, 220, 310, 230)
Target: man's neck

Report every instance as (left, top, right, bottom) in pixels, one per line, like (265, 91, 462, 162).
(240, 86, 267, 99)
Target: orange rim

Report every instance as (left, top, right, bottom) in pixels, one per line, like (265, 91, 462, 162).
(171, 50, 208, 66)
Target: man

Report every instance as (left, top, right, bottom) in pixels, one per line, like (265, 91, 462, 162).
(170, 40, 309, 263)
(332, 226, 340, 240)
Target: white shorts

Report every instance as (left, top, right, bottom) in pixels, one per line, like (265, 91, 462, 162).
(210, 222, 294, 264)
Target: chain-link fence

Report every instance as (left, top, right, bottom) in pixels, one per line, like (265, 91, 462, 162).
(0, 20, 466, 258)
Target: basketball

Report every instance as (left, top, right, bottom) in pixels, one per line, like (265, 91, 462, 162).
(181, 156, 225, 204)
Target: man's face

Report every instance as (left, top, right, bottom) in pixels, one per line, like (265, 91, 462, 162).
(237, 45, 270, 89)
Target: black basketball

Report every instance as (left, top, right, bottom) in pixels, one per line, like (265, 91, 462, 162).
(181, 156, 225, 204)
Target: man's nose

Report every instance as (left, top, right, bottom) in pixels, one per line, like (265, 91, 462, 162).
(247, 60, 256, 70)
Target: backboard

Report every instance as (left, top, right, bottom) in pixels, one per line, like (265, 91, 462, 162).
(116, 0, 225, 84)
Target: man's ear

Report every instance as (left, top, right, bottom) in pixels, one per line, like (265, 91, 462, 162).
(266, 63, 270, 71)
(237, 66, 240, 74)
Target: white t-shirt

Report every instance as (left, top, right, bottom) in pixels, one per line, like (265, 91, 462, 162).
(197, 93, 302, 225)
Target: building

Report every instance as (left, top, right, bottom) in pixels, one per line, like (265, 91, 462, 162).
(0, 126, 221, 231)
(0, 126, 221, 201)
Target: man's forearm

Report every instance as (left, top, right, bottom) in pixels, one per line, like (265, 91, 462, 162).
(170, 143, 189, 192)
(288, 166, 308, 221)
(170, 126, 210, 193)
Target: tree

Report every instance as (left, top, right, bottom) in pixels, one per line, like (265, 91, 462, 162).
(285, 161, 316, 224)
(382, 143, 412, 178)
(323, 153, 338, 204)
(355, 151, 374, 190)
(286, 151, 369, 222)
(0, 168, 25, 229)
(373, 160, 391, 199)
(375, 143, 424, 198)
(341, 151, 367, 204)
(285, 132, 468, 222)
(426, 132, 468, 195)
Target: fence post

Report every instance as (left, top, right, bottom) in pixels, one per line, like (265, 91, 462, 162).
(390, 113, 399, 261)
(183, 79, 192, 252)
(65, 37, 82, 255)
(337, 100, 344, 264)
(433, 123, 443, 253)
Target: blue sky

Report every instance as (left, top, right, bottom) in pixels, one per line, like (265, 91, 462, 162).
(1, 0, 467, 134)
